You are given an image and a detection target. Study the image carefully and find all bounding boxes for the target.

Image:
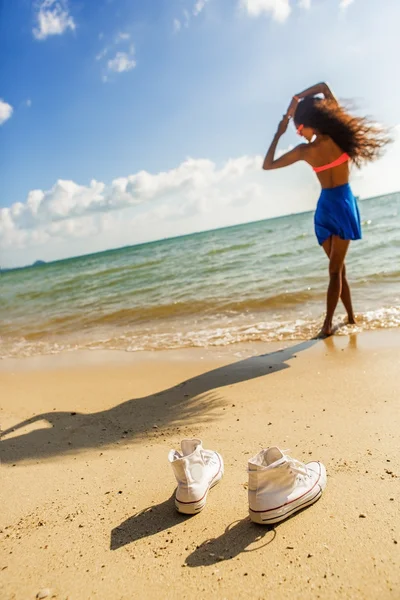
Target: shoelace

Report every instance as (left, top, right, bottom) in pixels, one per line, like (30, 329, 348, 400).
(201, 450, 218, 466)
(280, 449, 311, 481)
(286, 456, 310, 478)
(247, 449, 309, 475)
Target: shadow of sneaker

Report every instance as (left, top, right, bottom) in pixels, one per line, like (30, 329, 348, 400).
(110, 492, 191, 551)
(184, 517, 276, 567)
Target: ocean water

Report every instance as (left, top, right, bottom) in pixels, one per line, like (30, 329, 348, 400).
(1, 192, 399, 358)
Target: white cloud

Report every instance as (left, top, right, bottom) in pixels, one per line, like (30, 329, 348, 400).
(0, 156, 266, 250)
(3, 142, 400, 267)
(115, 32, 130, 42)
(97, 33, 136, 78)
(25, 99, 32, 108)
(339, 0, 354, 9)
(1, 152, 329, 269)
(96, 47, 109, 61)
(241, 0, 313, 20)
(193, 0, 210, 16)
(0, 99, 13, 125)
(276, 144, 293, 158)
(107, 51, 136, 73)
(2, 155, 289, 266)
(174, 1, 210, 33)
(173, 18, 182, 33)
(33, 0, 76, 41)
(240, 0, 291, 22)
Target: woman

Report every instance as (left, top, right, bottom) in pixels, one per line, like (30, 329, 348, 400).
(263, 82, 390, 337)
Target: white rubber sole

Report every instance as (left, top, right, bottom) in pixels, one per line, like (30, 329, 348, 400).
(249, 485, 323, 524)
(249, 463, 327, 525)
(175, 469, 223, 515)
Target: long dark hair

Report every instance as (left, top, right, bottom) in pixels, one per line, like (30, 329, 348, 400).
(294, 97, 391, 168)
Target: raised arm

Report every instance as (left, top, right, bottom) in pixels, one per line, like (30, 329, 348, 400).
(262, 114, 307, 170)
(295, 81, 338, 105)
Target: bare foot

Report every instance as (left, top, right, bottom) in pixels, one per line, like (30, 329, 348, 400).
(346, 316, 357, 325)
(320, 326, 333, 338)
(313, 324, 333, 339)
(322, 317, 334, 335)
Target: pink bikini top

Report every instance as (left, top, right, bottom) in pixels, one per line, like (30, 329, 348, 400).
(313, 153, 350, 173)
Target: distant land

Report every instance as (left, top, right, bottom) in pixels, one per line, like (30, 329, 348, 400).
(0, 259, 46, 273)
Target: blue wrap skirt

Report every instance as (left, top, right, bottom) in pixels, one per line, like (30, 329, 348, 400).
(314, 183, 362, 246)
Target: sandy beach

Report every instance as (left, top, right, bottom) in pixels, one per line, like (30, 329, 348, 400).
(1, 330, 399, 600)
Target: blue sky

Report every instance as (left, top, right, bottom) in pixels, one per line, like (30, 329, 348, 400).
(1, 0, 400, 267)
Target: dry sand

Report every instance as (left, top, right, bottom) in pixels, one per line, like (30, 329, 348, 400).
(1, 330, 399, 600)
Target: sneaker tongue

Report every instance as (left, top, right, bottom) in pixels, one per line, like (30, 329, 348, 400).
(263, 447, 284, 466)
(181, 438, 201, 456)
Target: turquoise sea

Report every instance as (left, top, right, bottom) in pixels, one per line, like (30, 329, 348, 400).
(1, 192, 399, 358)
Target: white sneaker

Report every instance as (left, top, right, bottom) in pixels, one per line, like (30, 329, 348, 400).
(168, 439, 224, 514)
(248, 447, 327, 525)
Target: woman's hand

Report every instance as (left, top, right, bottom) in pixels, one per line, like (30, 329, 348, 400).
(276, 114, 290, 136)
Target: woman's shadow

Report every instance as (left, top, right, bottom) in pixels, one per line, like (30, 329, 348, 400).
(1, 340, 316, 465)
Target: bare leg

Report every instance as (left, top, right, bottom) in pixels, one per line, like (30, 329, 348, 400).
(340, 263, 356, 324)
(320, 236, 350, 336)
(322, 237, 355, 324)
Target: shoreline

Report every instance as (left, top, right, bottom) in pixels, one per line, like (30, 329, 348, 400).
(2, 304, 400, 361)
(1, 329, 399, 599)
(1, 327, 400, 372)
